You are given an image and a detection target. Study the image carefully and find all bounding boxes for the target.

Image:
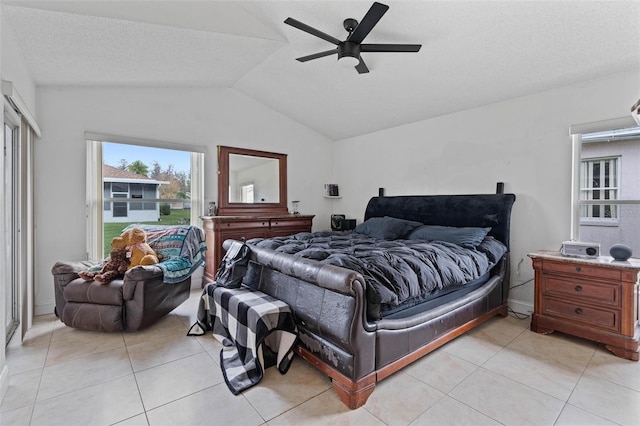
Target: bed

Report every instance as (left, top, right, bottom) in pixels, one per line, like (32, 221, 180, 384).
(223, 193, 515, 409)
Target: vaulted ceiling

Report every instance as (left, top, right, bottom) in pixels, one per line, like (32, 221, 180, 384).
(3, 1, 639, 140)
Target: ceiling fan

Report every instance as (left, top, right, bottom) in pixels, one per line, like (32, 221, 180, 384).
(284, 2, 421, 74)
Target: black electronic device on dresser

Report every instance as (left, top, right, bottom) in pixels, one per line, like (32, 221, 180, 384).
(331, 215, 357, 231)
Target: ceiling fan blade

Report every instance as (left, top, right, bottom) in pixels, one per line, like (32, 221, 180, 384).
(347, 2, 389, 44)
(355, 57, 370, 74)
(296, 49, 338, 62)
(284, 18, 342, 45)
(361, 44, 422, 52)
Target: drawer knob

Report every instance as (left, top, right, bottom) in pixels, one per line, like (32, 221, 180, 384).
(574, 285, 582, 292)
(575, 267, 581, 272)
(575, 308, 583, 315)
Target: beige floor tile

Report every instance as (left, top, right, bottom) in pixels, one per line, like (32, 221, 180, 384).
(243, 358, 331, 421)
(30, 374, 144, 426)
(267, 389, 386, 426)
(555, 404, 618, 426)
(482, 331, 595, 400)
(442, 316, 526, 365)
(585, 346, 640, 392)
(449, 368, 565, 425)
(403, 348, 478, 393)
(112, 413, 150, 425)
(0, 404, 34, 426)
(568, 374, 640, 426)
(123, 314, 188, 347)
(196, 333, 225, 353)
(7, 316, 54, 349)
(46, 327, 125, 366)
(5, 344, 48, 376)
(363, 371, 444, 426)
(146, 383, 264, 426)
(126, 333, 204, 372)
(135, 351, 223, 410)
(410, 395, 501, 426)
(0, 369, 41, 413)
(37, 346, 132, 401)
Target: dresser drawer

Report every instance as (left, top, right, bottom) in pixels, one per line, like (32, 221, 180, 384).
(543, 275, 620, 307)
(218, 220, 269, 230)
(270, 218, 312, 228)
(542, 297, 620, 332)
(543, 260, 621, 281)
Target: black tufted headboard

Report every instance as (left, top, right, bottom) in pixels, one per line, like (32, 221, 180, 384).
(363, 194, 516, 249)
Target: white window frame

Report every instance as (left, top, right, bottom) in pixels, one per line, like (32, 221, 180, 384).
(85, 133, 205, 260)
(579, 156, 620, 222)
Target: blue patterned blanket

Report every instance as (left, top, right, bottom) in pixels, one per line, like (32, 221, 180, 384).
(124, 224, 207, 284)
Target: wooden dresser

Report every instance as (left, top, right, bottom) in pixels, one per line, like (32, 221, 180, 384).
(529, 250, 640, 361)
(201, 214, 314, 283)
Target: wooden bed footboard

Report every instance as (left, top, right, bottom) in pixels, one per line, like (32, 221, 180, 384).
(227, 240, 378, 383)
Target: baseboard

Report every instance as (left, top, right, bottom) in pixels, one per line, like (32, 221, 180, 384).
(1, 364, 9, 404)
(508, 299, 533, 315)
(35, 301, 55, 316)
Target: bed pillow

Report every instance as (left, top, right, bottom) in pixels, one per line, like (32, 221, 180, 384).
(354, 216, 422, 240)
(408, 225, 491, 247)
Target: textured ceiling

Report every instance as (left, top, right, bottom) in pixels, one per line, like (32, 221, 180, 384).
(3, 1, 640, 140)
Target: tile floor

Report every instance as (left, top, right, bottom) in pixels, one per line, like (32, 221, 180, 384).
(1, 289, 639, 426)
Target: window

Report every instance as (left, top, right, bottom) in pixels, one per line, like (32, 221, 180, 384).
(579, 157, 619, 220)
(241, 183, 254, 203)
(571, 121, 640, 256)
(86, 133, 205, 258)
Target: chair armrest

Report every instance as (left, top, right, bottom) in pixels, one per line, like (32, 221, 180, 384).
(51, 260, 102, 276)
(122, 265, 164, 300)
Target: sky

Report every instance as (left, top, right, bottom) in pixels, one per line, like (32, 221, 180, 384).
(103, 142, 191, 174)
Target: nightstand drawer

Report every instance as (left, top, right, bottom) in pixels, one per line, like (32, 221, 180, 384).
(543, 297, 620, 332)
(543, 276, 620, 307)
(543, 260, 621, 281)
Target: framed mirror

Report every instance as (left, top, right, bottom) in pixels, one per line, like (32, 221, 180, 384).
(217, 145, 288, 216)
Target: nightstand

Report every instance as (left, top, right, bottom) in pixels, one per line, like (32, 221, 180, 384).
(529, 250, 640, 361)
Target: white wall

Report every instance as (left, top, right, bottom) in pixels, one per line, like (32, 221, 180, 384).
(333, 70, 640, 314)
(34, 86, 334, 315)
(1, 14, 36, 115)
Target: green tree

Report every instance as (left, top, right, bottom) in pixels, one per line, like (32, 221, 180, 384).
(127, 160, 149, 177)
(117, 159, 128, 170)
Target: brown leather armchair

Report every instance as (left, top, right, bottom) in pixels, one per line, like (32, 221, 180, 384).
(52, 225, 206, 332)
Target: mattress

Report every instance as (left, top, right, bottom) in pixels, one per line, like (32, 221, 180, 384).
(249, 231, 506, 320)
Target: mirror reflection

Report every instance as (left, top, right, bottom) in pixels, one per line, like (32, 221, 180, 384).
(228, 154, 280, 204)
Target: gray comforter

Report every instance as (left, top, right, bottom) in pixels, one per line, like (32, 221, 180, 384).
(249, 231, 506, 311)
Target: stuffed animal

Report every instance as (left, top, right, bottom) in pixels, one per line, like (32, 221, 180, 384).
(78, 237, 130, 284)
(122, 227, 160, 270)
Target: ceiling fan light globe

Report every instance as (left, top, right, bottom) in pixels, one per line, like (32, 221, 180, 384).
(338, 55, 360, 68)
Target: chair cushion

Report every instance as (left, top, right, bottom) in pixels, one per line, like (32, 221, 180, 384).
(63, 278, 124, 306)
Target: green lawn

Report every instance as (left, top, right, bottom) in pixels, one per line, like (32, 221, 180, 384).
(103, 209, 191, 256)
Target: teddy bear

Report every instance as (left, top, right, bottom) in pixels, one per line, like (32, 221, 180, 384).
(120, 226, 161, 270)
(78, 237, 130, 284)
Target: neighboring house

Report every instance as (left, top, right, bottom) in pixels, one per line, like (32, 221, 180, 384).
(103, 164, 168, 223)
(579, 132, 640, 255)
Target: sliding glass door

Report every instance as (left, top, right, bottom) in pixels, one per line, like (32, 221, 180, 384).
(4, 108, 20, 343)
